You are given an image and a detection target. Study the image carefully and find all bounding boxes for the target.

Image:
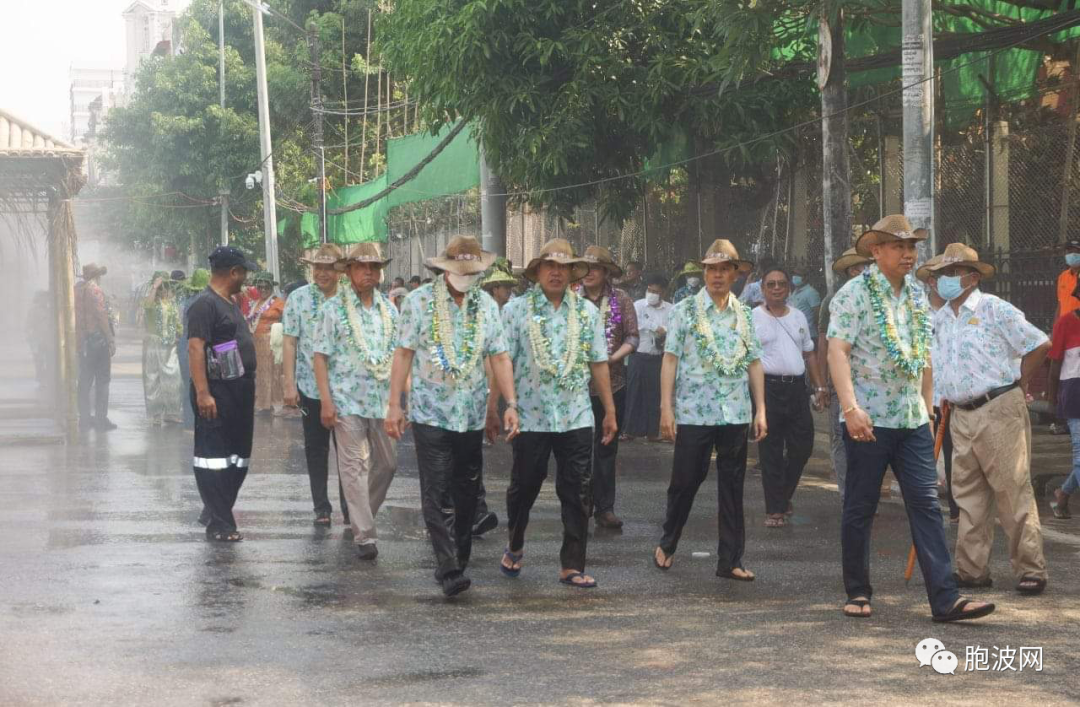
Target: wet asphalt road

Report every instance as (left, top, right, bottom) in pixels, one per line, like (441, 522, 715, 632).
(2, 332, 1080, 705)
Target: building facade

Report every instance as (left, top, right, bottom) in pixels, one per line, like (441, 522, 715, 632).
(123, 0, 191, 89)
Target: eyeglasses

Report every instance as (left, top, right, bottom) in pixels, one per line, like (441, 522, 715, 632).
(763, 281, 789, 289)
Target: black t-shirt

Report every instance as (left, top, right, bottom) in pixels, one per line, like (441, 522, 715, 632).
(185, 287, 257, 374)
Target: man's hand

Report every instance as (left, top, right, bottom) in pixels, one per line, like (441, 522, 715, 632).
(284, 384, 300, 408)
(600, 412, 618, 445)
(844, 406, 876, 443)
(320, 400, 338, 430)
(108, 340, 116, 357)
(503, 407, 520, 441)
(485, 408, 501, 444)
(812, 389, 827, 412)
(196, 390, 217, 420)
(384, 404, 407, 440)
(660, 407, 677, 442)
(751, 408, 768, 442)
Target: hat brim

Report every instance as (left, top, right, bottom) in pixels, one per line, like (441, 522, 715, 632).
(335, 257, 391, 272)
(482, 272, 518, 288)
(582, 260, 624, 280)
(832, 253, 872, 275)
(855, 228, 928, 257)
(523, 256, 590, 283)
(700, 256, 753, 275)
(921, 259, 996, 280)
(300, 257, 340, 266)
(423, 250, 497, 275)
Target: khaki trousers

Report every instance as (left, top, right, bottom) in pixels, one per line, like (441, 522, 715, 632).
(333, 415, 397, 546)
(254, 334, 283, 411)
(950, 387, 1047, 582)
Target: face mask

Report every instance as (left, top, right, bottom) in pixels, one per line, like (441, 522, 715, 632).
(447, 273, 482, 292)
(646, 292, 661, 306)
(1067, 253, 1080, 268)
(935, 275, 967, 301)
(687, 277, 701, 288)
(791, 275, 804, 287)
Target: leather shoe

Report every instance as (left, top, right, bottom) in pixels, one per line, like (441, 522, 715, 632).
(595, 511, 624, 529)
(472, 512, 498, 537)
(441, 571, 471, 597)
(356, 543, 379, 561)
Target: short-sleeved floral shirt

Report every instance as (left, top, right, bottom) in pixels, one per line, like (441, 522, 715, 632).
(502, 288, 608, 433)
(827, 264, 930, 429)
(395, 282, 508, 433)
(282, 284, 331, 399)
(312, 288, 397, 419)
(665, 288, 762, 427)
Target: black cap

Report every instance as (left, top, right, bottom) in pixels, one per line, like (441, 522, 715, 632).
(170, 270, 186, 281)
(208, 245, 259, 272)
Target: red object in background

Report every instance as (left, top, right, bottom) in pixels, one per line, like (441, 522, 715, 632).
(163, 244, 178, 260)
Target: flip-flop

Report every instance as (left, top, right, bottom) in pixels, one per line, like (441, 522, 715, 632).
(933, 599, 996, 623)
(843, 599, 872, 618)
(499, 548, 523, 578)
(208, 531, 243, 542)
(1017, 576, 1047, 595)
(653, 547, 673, 571)
(559, 572, 597, 589)
(716, 567, 755, 582)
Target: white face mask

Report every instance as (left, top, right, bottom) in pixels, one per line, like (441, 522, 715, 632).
(646, 292, 661, 306)
(687, 277, 701, 288)
(447, 272, 482, 293)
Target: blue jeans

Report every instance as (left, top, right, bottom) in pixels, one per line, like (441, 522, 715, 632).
(842, 424, 959, 616)
(1064, 420, 1080, 496)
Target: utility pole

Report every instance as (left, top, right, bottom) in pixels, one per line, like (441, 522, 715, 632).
(252, 2, 280, 283)
(218, 0, 229, 245)
(818, 8, 851, 295)
(902, 0, 935, 256)
(479, 147, 507, 257)
(308, 22, 328, 244)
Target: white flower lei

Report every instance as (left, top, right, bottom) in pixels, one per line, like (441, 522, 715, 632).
(342, 287, 395, 380)
(430, 276, 486, 378)
(691, 289, 754, 376)
(526, 286, 591, 389)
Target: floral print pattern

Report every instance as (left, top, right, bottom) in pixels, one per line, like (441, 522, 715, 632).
(827, 264, 930, 429)
(281, 284, 328, 399)
(664, 289, 762, 426)
(502, 288, 608, 432)
(312, 288, 397, 419)
(396, 283, 508, 432)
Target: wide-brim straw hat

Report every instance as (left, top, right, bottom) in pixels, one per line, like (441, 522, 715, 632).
(301, 243, 344, 266)
(481, 268, 518, 288)
(335, 242, 391, 271)
(832, 247, 872, 276)
(919, 242, 995, 279)
(424, 235, 496, 275)
(700, 239, 753, 274)
(855, 214, 928, 257)
(252, 271, 278, 285)
(523, 238, 590, 282)
(82, 263, 107, 280)
(915, 254, 944, 282)
(675, 260, 704, 278)
(581, 245, 624, 279)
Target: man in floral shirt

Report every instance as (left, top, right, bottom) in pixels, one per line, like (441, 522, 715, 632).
(386, 236, 519, 598)
(579, 245, 639, 529)
(283, 243, 348, 527)
(827, 214, 994, 623)
(654, 239, 766, 582)
(313, 243, 398, 561)
(925, 243, 1050, 596)
(499, 238, 616, 589)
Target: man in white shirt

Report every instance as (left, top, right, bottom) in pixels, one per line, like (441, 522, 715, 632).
(926, 243, 1050, 596)
(752, 266, 827, 527)
(625, 273, 674, 442)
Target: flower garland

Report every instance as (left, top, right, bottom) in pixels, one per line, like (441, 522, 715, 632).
(246, 296, 276, 334)
(599, 285, 623, 355)
(153, 298, 181, 340)
(339, 287, 395, 380)
(526, 286, 593, 391)
(429, 277, 486, 378)
(863, 269, 931, 379)
(689, 289, 754, 376)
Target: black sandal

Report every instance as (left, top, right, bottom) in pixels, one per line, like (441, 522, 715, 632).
(716, 567, 755, 582)
(313, 514, 331, 526)
(1017, 576, 1046, 595)
(208, 531, 243, 542)
(933, 599, 995, 623)
(843, 599, 872, 618)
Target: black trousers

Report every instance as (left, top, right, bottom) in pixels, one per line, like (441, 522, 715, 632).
(590, 387, 625, 515)
(192, 376, 255, 535)
(507, 428, 592, 571)
(413, 423, 483, 579)
(77, 343, 111, 422)
(759, 377, 814, 515)
(299, 393, 348, 519)
(660, 424, 749, 573)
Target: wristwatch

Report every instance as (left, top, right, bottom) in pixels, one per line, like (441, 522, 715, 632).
(505, 400, 519, 410)
(814, 387, 827, 393)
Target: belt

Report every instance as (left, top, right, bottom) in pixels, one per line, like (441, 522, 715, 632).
(952, 382, 1019, 412)
(764, 374, 804, 384)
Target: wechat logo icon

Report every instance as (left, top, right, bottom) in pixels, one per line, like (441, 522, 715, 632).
(916, 638, 957, 675)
